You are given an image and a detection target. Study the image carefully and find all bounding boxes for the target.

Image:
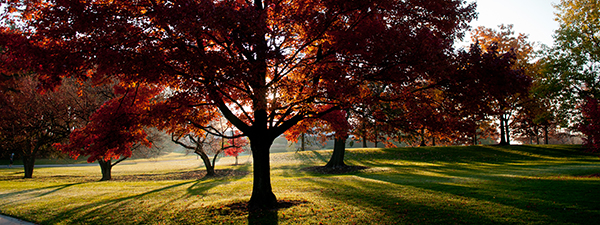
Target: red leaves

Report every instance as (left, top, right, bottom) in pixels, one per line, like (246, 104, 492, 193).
(2, 0, 478, 138)
(320, 110, 351, 139)
(4, 0, 483, 173)
(224, 131, 249, 157)
(579, 98, 600, 153)
(55, 83, 163, 163)
(285, 108, 351, 143)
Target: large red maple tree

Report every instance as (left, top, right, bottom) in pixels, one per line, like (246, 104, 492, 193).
(2, 0, 476, 209)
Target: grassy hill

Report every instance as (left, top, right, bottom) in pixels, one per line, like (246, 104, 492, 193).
(1, 145, 599, 224)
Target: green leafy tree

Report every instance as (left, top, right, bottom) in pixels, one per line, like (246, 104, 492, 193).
(541, 0, 600, 124)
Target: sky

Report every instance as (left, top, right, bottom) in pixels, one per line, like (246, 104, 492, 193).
(462, 0, 561, 48)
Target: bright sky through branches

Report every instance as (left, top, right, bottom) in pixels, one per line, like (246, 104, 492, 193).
(464, 0, 560, 48)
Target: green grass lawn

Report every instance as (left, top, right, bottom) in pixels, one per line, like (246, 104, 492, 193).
(1, 145, 599, 224)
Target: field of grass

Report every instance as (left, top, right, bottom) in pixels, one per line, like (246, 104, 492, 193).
(1, 145, 599, 224)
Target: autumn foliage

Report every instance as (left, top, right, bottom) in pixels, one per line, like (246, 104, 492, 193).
(285, 108, 351, 144)
(2, 0, 477, 209)
(0, 75, 111, 178)
(225, 131, 249, 157)
(54, 83, 163, 163)
(579, 98, 600, 153)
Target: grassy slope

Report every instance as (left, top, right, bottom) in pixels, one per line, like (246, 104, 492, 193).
(1, 145, 599, 225)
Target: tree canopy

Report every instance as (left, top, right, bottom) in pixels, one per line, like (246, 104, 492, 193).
(541, 0, 600, 122)
(0, 75, 111, 178)
(535, 0, 599, 151)
(1, 0, 477, 209)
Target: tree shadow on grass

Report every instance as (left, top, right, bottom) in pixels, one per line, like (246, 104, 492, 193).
(340, 145, 600, 183)
(301, 165, 368, 175)
(29, 167, 251, 224)
(303, 177, 491, 224)
(349, 145, 599, 166)
(38, 180, 194, 223)
(0, 182, 88, 208)
(295, 145, 600, 224)
(114, 168, 250, 181)
(348, 159, 600, 224)
(199, 199, 308, 225)
(355, 171, 600, 224)
(293, 150, 330, 164)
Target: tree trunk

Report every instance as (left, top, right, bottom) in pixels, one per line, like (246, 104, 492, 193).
(248, 135, 277, 210)
(419, 128, 426, 147)
(362, 134, 367, 148)
(23, 155, 35, 179)
(98, 159, 112, 181)
(197, 150, 215, 177)
(300, 133, 305, 151)
(499, 117, 507, 145)
(544, 125, 549, 144)
(212, 152, 220, 174)
(23, 143, 40, 179)
(374, 127, 378, 147)
(325, 137, 346, 168)
(504, 116, 511, 145)
(472, 127, 478, 145)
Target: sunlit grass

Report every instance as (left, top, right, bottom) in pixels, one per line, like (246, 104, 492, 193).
(1, 145, 599, 224)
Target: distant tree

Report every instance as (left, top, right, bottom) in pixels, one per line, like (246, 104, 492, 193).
(0, 75, 110, 178)
(443, 43, 531, 146)
(579, 98, 600, 153)
(54, 83, 163, 181)
(225, 131, 249, 165)
(512, 83, 558, 145)
(171, 117, 247, 176)
(540, 0, 599, 151)
(470, 24, 536, 145)
(352, 44, 522, 148)
(471, 24, 535, 68)
(285, 109, 351, 168)
(131, 128, 172, 159)
(172, 131, 221, 177)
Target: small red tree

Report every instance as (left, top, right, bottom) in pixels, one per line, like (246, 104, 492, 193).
(579, 98, 600, 153)
(54, 83, 163, 181)
(225, 131, 249, 165)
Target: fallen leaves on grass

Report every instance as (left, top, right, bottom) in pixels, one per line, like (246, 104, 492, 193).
(576, 173, 600, 178)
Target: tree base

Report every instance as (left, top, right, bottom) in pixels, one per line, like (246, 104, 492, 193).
(248, 191, 278, 211)
(324, 161, 346, 169)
